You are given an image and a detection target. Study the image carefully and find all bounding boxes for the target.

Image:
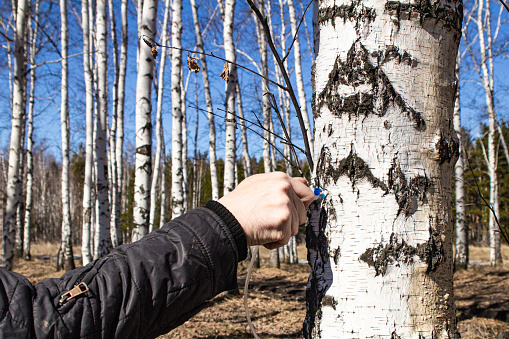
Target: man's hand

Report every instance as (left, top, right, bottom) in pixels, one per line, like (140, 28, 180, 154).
(218, 172, 315, 249)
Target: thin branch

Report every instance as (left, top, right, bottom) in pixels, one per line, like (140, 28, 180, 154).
(281, 0, 313, 63)
(25, 51, 88, 74)
(246, 0, 314, 170)
(142, 35, 287, 91)
(500, 0, 509, 13)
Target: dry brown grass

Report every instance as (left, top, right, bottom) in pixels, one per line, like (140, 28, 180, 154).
(469, 244, 509, 265)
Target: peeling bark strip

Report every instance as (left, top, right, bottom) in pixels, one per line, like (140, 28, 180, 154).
(388, 160, 430, 217)
(317, 0, 376, 29)
(316, 41, 426, 130)
(385, 0, 463, 31)
(304, 201, 333, 339)
(316, 146, 387, 190)
(360, 228, 444, 276)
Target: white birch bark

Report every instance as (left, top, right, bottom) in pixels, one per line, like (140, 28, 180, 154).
(81, 0, 94, 266)
(132, 0, 157, 241)
(159, 143, 167, 228)
(222, 0, 237, 195)
(454, 56, 467, 270)
(193, 78, 200, 208)
(115, 0, 128, 246)
(2, 0, 28, 270)
(288, 0, 312, 145)
(181, 75, 189, 212)
(476, 0, 501, 266)
(108, 0, 119, 248)
(236, 81, 252, 178)
(24, 0, 41, 261)
(96, 0, 113, 256)
(149, 0, 171, 233)
(171, 0, 185, 218)
(190, 0, 220, 201)
(58, 0, 75, 271)
(307, 0, 462, 336)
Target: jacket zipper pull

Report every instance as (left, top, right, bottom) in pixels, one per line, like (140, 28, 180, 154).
(59, 282, 89, 306)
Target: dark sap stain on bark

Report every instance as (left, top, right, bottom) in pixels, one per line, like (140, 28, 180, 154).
(304, 201, 333, 339)
(321, 295, 338, 310)
(318, 1, 376, 31)
(360, 228, 444, 276)
(385, 0, 463, 31)
(388, 160, 430, 217)
(316, 41, 425, 130)
(316, 145, 388, 191)
(436, 133, 460, 165)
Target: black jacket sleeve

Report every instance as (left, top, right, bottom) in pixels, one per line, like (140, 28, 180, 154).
(0, 205, 247, 339)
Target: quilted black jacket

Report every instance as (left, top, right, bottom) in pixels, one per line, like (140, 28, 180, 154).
(0, 202, 247, 338)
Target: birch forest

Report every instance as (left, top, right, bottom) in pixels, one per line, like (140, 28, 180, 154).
(1, 0, 509, 336)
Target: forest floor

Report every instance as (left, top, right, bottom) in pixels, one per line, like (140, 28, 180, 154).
(12, 243, 509, 338)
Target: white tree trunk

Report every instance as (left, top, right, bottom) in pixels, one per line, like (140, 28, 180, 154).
(95, 0, 113, 256)
(59, 0, 75, 271)
(108, 0, 119, 248)
(132, 0, 157, 241)
(190, 0, 220, 201)
(236, 81, 252, 178)
(115, 0, 128, 246)
(454, 56, 467, 270)
(307, 0, 461, 337)
(181, 75, 189, 212)
(223, 0, 237, 195)
(159, 143, 167, 228)
(150, 0, 171, 233)
(171, 0, 185, 218)
(476, 0, 501, 266)
(81, 0, 94, 266)
(2, 0, 28, 270)
(288, 0, 312, 145)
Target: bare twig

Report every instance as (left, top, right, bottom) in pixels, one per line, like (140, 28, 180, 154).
(142, 35, 287, 91)
(500, 0, 509, 13)
(246, 0, 314, 170)
(281, 0, 313, 63)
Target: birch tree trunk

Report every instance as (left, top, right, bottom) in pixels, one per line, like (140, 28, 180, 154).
(181, 75, 189, 212)
(2, 0, 28, 270)
(81, 0, 94, 266)
(223, 0, 238, 195)
(190, 0, 220, 201)
(115, 0, 128, 246)
(306, 0, 462, 336)
(108, 0, 119, 248)
(236, 82, 252, 178)
(454, 56, 467, 270)
(288, 0, 312, 145)
(58, 0, 75, 271)
(24, 0, 41, 261)
(150, 0, 171, 233)
(95, 0, 113, 256)
(132, 0, 157, 241)
(476, 0, 501, 266)
(171, 0, 185, 218)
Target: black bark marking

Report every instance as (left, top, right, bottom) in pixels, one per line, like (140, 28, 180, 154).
(333, 247, 341, 265)
(376, 45, 419, 67)
(387, 160, 430, 217)
(385, 0, 463, 32)
(436, 133, 459, 164)
(322, 295, 338, 310)
(136, 144, 151, 156)
(318, 0, 376, 31)
(391, 330, 402, 339)
(316, 41, 426, 130)
(316, 146, 388, 191)
(304, 202, 333, 339)
(360, 228, 444, 276)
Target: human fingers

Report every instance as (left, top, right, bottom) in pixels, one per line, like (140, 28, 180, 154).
(290, 178, 315, 208)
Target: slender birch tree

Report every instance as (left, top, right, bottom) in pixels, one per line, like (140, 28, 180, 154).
(181, 75, 189, 211)
(223, 0, 238, 195)
(150, 0, 171, 233)
(115, 0, 128, 245)
(81, 0, 94, 265)
(24, 0, 41, 261)
(58, 0, 75, 271)
(190, 0, 220, 201)
(236, 82, 253, 178)
(132, 0, 157, 241)
(171, 0, 185, 218)
(306, 0, 462, 337)
(454, 55, 467, 269)
(95, 0, 113, 256)
(1, 0, 28, 270)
